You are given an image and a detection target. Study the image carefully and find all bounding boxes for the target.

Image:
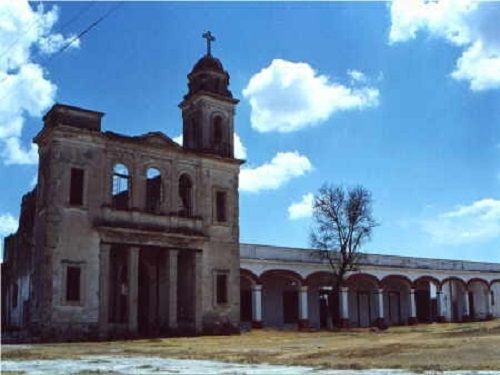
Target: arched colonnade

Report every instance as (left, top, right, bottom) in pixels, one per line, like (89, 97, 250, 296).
(240, 268, 500, 329)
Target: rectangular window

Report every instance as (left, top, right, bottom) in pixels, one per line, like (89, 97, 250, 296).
(66, 266, 81, 302)
(216, 273, 228, 304)
(69, 168, 84, 206)
(216, 191, 227, 222)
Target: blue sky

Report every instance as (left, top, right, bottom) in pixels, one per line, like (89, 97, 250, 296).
(1, 1, 499, 262)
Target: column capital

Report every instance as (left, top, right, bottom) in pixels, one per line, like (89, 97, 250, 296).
(378, 288, 384, 294)
(410, 288, 416, 294)
(340, 286, 349, 293)
(252, 284, 263, 292)
(299, 285, 308, 292)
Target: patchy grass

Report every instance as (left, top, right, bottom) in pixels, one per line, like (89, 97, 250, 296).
(2, 319, 500, 371)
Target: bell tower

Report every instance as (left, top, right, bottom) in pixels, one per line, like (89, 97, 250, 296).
(179, 31, 239, 158)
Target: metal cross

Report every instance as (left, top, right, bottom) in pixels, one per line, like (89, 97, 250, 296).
(202, 31, 216, 56)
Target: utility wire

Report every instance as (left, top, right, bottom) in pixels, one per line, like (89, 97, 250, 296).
(0, 1, 95, 64)
(58, 1, 96, 33)
(43, 2, 124, 64)
(0, 2, 124, 98)
(44, 1, 124, 64)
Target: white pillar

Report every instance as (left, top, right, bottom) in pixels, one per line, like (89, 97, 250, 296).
(377, 288, 384, 319)
(487, 290, 493, 318)
(251, 284, 262, 328)
(464, 290, 470, 319)
(409, 289, 417, 324)
(340, 286, 349, 321)
(298, 286, 308, 320)
(436, 290, 444, 321)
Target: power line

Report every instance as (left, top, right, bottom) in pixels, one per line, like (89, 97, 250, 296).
(0, 2, 124, 99)
(0, 1, 95, 64)
(58, 1, 96, 33)
(44, 1, 124, 64)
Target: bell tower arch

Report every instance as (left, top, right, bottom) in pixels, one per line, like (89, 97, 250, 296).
(179, 31, 239, 158)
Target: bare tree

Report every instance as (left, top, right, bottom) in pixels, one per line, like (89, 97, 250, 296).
(310, 184, 377, 326)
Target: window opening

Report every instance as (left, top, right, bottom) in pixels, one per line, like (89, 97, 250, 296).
(216, 273, 228, 304)
(216, 191, 227, 222)
(179, 174, 193, 217)
(69, 168, 84, 205)
(66, 266, 81, 302)
(112, 164, 130, 210)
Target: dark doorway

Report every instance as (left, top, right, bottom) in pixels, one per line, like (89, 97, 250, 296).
(282, 290, 298, 324)
(387, 291, 401, 325)
(138, 250, 161, 336)
(109, 246, 128, 324)
(319, 294, 328, 328)
(240, 290, 252, 322)
(357, 291, 371, 327)
(416, 289, 431, 322)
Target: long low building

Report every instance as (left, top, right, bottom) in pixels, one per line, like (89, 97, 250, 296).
(239, 244, 500, 329)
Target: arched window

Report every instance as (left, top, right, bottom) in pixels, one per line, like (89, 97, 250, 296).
(212, 116, 223, 145)
(179, 174, 193, 217)
(191, 119, 200, 148)
(112, 163, 130, 210)
(145, 167, 161, 213)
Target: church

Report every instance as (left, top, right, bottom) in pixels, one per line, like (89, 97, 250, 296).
(2, 34, 500, 340)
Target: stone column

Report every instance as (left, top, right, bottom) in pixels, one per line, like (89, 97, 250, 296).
(99, 243, 111, 337)
(436, 289, 445, 322)
(376, 288, 385, 328)
(128, 246, 140, 333)
(463, 291, 471, 321)
(193, 251, 203, 332)
(487, 290, 493, 320)
(340, 286, 350, 328)
(408, 289, 417, 325)
(167, 250, 178, 330)
(298, 285, 309, 330)
(251, 284, 263, 328)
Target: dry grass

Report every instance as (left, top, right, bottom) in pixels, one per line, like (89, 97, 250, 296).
(2, 319, 500, 371)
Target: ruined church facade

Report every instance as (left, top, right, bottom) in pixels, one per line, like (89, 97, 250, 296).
(2, 49, 242, 339)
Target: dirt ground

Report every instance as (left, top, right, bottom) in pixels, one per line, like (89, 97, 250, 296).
(3, 319, 500, 372)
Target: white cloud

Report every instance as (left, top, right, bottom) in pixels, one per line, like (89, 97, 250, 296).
(240, 151, 312, 193)
(242, 59, 379, 133)
(288, 192, 314, 220)
(30, 173, 38, 188)
(348, 69, 367, 83)
(233, 133, 247, 160)
(389, 0, 500, 91)
(172, 133, 247, 159)
(0, 213, 18, 258)
(173, 134, 183, 145)
(422, 198, 500, 245)
(0, 1, 79, 165)
(0, 213, 18, 237)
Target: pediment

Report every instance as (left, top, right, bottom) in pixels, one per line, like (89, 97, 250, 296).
(138, 132, 181, 149)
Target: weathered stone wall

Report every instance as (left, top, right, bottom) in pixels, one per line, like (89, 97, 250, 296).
(1, 102, 241, 340)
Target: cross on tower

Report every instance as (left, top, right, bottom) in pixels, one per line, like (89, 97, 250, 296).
(202, 31, 216, 56)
